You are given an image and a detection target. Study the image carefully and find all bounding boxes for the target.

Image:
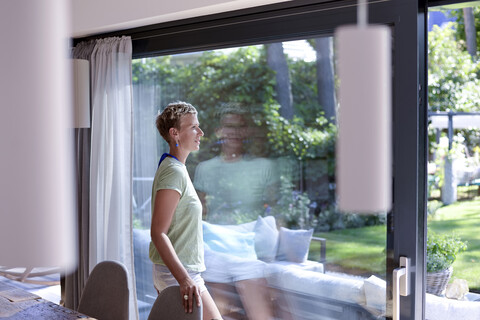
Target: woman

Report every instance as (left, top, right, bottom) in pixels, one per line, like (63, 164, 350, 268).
(149, 101, 222, 319)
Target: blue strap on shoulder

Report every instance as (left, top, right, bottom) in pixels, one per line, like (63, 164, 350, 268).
(158, 153, 180, 168)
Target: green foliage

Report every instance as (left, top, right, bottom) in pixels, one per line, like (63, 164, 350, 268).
(269, 176, 317, 230)
(428, 22, 480, 113)
(315, 205, 386, 232)
(187, 47, 276, 108)
(288, 58, 322, 125)
(132, 56, 182, 104)
(427, 232, 467, 272)
(447, 7, 480, 56)
(264, 104, 336, 162)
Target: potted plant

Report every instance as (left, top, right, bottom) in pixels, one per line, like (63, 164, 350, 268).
(426, 232, 467, 295)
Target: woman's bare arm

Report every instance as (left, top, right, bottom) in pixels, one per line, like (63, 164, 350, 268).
(150, 189, 201, 311)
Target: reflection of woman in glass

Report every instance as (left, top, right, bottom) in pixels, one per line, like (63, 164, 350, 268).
(194, 104, 276, 319)
(194, 106, 278, 224)
(149, 102, 222, 319)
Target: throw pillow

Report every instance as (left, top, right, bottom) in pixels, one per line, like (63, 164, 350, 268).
(364, 275, 386, 311)
(276, 227, 313, 263)
(202, 221, 257, 260)
(254, 215, 279, 262)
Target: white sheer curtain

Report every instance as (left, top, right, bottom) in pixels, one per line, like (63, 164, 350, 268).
(89, 36, 138, 320)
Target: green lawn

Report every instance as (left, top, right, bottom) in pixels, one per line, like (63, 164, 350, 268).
(309, 198, 480, 291)
(310, 224, 386, 278)
(428, 198, 480, 291)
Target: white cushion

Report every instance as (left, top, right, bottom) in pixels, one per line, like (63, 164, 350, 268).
(426, 293, 480, 320)
(265, 260, 324, 278)
(202, 221, 257, 259)
(254, 216, 279, 262)
(266, 267, 365, 305)
(364, 275, 386, 312)
(276, 227, 313, 263)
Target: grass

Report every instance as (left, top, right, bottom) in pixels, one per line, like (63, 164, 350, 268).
(428, 198, 480, 291)
(308, 197, 480, 291)
(310, 224, 386, 278)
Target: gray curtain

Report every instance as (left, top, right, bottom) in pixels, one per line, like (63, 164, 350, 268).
(62, 40, 96, 310)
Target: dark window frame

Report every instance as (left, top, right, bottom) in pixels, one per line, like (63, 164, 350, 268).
(75, 1, 427, 318)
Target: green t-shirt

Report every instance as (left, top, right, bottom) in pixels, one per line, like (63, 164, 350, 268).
(194, 156, 278, 224)
(149, 157, 205, 272)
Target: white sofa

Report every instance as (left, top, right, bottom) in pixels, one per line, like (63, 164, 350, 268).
(202, 215, 480, 320)
(202, 216, 325, 284)
(201, 215, 326, 318)
(265, 264, 480, 320)
(266, 264, 377, 319)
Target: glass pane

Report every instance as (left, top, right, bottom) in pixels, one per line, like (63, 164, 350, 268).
(133, 37, 387, 319)
(426, 4, 480, 320)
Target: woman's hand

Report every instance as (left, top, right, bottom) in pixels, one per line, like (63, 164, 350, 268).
(179, 277, 201, 313)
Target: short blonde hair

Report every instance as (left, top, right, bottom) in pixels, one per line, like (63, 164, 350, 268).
(156, 101, 197, 143)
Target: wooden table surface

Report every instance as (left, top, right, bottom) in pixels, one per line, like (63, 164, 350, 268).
(0, 282, 95, 319)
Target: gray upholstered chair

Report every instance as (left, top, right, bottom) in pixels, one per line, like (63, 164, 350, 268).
(77, 260, 129, 320)
(148, 285, 202, 320)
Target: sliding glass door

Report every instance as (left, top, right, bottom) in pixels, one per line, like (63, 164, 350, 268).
(425, 1, 480, 319)
(129, 1, 426, 319)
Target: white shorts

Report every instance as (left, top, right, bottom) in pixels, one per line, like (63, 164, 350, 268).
(202, 247, 267, 283)
(152, 264, 208, 294)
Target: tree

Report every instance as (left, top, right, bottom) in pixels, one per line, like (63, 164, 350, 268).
(463, 7, 477, 59)
(266, 42, 294, 119)
(448, 7, 480, 57)
(314, 37, 337, 123)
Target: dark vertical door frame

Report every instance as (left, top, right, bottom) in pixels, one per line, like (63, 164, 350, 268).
(376, 1, 427, 319)
(419, 2, 429, 320)
(75, 1, 428, 319)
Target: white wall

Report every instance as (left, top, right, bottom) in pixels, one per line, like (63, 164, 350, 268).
(72, 0, 289, 38)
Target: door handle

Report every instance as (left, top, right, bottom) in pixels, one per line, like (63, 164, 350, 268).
(393, 256, 411, 320)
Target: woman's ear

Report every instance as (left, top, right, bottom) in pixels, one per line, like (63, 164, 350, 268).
(169, 127, 178, 139)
